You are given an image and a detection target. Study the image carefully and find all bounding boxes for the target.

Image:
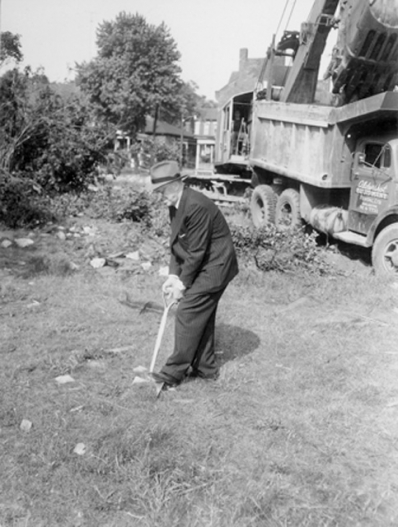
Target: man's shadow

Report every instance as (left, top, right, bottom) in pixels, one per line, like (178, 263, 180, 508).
(215, 323, 260, 365)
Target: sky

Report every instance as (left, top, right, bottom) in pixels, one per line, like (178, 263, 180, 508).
(1, 0, 331, 100)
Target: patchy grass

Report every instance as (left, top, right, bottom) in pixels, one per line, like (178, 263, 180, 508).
(1, 214, 398, 527)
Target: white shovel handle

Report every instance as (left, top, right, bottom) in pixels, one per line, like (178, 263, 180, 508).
(149, 293, 176, 373)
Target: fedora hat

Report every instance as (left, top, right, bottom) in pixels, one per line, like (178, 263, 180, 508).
(150, 160, 184, 191)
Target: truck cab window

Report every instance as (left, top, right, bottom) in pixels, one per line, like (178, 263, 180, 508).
(364, 143, 383, 167)
(383, 145, 391, 168)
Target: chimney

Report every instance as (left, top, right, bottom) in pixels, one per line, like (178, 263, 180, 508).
(239, 48, 248, 71)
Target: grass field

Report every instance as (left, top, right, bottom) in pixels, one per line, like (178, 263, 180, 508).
(1, 207, 398, 526)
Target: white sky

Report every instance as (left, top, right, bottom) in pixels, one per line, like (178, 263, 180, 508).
(1, 0, 333, 100)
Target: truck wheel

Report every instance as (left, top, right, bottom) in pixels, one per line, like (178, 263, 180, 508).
(372, 225, 398, 277)
(250, 185, 277, 227)
(275, 189, 301, 231)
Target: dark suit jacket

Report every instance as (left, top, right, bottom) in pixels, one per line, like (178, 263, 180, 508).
(169, 187, 239, 294)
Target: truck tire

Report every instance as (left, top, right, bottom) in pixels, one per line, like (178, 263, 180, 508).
(275, 188, 301, 231)
(372, 225, 398, 277)
(250, 185, 277, 227)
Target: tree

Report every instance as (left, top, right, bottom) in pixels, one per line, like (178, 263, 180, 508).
(0, 31, 23, 66)
(76, 12, 183, 138)
(0, 67, 111, 192)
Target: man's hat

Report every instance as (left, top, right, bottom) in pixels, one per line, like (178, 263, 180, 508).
(150, 160, 184, 191)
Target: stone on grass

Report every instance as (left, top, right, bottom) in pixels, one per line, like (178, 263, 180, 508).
(1, 239, 12, 248)
(90, 257, 106, 269)
(55, 374, 75, 384)
(20, 419, 32, 432)
(132, 376, 151, 385)
(15, 238, 34, 248)
(73, 443, 86, 455)
(83, 226, 96, 236)
(141, 261, 152, 271)
(27, 300, 40, 308)
(126, 251, 140, 261)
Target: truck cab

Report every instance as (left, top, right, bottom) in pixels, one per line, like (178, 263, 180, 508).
(349, 137, 398, 236)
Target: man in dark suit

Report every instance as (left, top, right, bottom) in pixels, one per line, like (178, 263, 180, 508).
(150, 160, 239, 391)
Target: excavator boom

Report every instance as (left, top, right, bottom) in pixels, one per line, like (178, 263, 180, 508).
(280, 0, 339, 104)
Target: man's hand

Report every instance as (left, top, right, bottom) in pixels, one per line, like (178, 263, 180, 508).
(162, 275, 185, 301)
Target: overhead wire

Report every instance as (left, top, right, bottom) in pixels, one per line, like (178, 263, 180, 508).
(285, 0, 298, 31)
(276, 0, 299, 37)
(257, 0, 300, 92)
(275, 0, 292, 37)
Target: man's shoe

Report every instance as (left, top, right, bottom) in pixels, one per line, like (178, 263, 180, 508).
(151, 371, 179, 388)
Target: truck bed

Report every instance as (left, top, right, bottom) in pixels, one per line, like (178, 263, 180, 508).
(250, 91, 398, 189)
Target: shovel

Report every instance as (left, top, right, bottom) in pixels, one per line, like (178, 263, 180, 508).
(150, 292, 177, 373)
(132, 292, 177, 395)
(150, 292, 177, 397)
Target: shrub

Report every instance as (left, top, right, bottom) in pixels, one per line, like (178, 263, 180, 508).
(231, 223, 331, 274)
(0, 69, 112, 194)
(0, 173, 54, 228)
(49, 184, 159, 228)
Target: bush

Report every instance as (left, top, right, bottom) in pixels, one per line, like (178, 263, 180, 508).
(231, 223, 331, 274)
(0, 173, 54, 228)
(49, 184, 159, 228)
(0, 69, 112, 194)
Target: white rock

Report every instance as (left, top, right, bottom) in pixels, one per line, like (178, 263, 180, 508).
(141, 262, 152, 271)
(56, 231, 66, 241)
(126, 251, 140, 261)
(15, 238, 34, 248)
(1, 240, 12, 248)
(90, 257, 106, 269)
(27, 300, 40, 308)
(55, 374, 75, 384)
(132, 376, 151, 385)
(73, 443, 86, 455)
(20, 419, 32, 432)
(83, 226, 96, 235)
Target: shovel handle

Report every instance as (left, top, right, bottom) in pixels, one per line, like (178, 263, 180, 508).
(149, 293, 177, 373)
(162, 290, 177, 309)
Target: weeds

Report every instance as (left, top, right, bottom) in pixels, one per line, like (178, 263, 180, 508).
(230, 223, 333, 274)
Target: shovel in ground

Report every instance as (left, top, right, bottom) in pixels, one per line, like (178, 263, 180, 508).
(132, 292, 177, 396)
(150, 293, 177, 397)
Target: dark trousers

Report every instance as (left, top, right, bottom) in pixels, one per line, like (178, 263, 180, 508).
(161, 287, 226, 382)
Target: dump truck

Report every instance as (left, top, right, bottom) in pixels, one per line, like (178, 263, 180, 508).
(248, 0, 398, 276)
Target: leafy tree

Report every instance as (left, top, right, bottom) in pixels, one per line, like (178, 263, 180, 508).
(76, 12, 183, 138)
(0, 67, 111, 192)
(0, 31, 23, 66)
